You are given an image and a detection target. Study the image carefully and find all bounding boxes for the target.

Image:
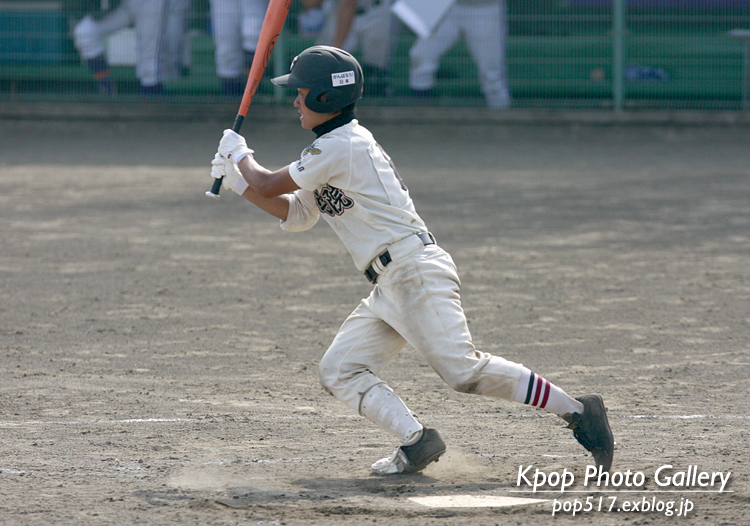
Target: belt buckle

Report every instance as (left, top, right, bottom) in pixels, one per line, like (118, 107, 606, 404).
(418, 232, 435, 246)
(364, 266, 378, 284)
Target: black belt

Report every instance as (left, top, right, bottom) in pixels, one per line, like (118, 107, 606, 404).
(364, 232, 435, 284)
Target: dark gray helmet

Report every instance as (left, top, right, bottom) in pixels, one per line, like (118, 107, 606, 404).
(271, 46, 363, 113)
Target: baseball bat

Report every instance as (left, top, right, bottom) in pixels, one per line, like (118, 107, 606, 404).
(206, 0, 292, 199)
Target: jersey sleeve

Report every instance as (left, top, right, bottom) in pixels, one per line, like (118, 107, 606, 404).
(280, 188, 320, 232)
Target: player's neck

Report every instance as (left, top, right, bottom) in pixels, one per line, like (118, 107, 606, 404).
(312, 108, 356, 138)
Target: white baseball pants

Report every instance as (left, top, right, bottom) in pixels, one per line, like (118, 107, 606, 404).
(318, 237, 525, 442)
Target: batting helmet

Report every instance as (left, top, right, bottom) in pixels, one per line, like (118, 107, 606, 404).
(271, 46, 363, 113)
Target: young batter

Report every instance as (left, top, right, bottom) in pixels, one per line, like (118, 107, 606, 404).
(209, 46, 614, 474)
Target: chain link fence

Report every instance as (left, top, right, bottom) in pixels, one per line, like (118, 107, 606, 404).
(1, 0, 749, 110)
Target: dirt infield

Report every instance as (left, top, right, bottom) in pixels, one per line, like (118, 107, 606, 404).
(1, 115, 749, 525)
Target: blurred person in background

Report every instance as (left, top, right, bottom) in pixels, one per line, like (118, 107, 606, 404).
(209, 0, 271, 96)
(409, 0, 511, 109)
(300, 0, 398, 97)
(72, 0, 192, 95)
(297, 0, 329, 36)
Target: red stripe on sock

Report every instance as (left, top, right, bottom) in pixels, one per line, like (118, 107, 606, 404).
(540, 380, 551, 408)
(532, 378, 543, 406)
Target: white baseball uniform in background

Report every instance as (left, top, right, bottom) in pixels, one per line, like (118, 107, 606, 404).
(73, 0, 191, 89)
(209, 0, 270, 81)
(309, 0, 397, 96)
(409, 0, 511, 109)
(280, 116, 535, 444)
(314, 0, 396, 72)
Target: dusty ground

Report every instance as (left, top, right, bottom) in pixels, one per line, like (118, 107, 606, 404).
(1, 114, 749, 526)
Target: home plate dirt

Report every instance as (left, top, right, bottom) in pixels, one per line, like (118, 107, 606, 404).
(408, 495, 548, 508)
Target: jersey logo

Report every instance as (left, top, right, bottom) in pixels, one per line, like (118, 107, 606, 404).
(315, 184, 354, 217)
(302, 145, 322, 157)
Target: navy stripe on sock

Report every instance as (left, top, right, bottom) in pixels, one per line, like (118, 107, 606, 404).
(524, 372, 536, 404)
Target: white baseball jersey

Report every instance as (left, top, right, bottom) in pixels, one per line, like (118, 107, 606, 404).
(282, 119, 428, 272)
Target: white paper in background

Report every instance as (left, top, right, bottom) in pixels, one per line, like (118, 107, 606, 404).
(106, 28, 137, 66)
(391, 0, 456, 39)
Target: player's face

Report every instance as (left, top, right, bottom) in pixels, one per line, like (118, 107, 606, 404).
(295, 88, 337, 130)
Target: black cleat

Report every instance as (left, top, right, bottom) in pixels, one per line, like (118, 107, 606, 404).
(567, 394, 614, 472)
(371, 428, 446, 474)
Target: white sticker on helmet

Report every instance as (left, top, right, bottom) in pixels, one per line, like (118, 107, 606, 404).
(331, 71, 355, 87)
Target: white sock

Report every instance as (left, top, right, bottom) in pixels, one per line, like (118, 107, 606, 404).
(514, 368, 584, 417)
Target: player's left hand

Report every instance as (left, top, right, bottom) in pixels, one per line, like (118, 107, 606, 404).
(210, 152, 243, 191)
(218, 129, 254, 163)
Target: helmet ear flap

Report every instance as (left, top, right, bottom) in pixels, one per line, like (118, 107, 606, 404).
(306, 88, 344, 113)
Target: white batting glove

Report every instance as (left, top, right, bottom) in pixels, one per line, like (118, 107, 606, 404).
(218, 129, 254, 163)
(210, 152, 249, 195)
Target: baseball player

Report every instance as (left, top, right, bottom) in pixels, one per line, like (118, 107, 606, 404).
(209, 0, 270, 96)
(73, 0, 191, 95)
(409, 0, 511, 109)
(209, 46, 614, 474)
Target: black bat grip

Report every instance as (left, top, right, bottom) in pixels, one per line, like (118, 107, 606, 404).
(207, 177, 222, 198)
(206, 115, 246, 199)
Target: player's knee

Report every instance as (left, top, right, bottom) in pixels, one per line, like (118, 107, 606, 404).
(318, 355, 373, 399)
(438, 369, 481, 394)
(317, 355, 340, 394)
(451, 380, 483, 394)
(318, 365, 333, 394)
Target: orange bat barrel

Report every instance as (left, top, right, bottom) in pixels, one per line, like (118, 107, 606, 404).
(207, 0, 292, 199)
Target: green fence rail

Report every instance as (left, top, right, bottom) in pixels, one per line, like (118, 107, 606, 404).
(1, 0, 749, 110)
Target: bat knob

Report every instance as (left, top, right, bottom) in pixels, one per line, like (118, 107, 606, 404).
(206, 177, 223, 199)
